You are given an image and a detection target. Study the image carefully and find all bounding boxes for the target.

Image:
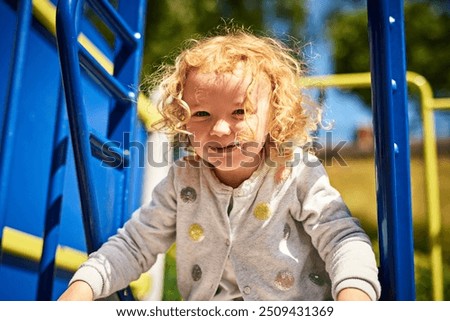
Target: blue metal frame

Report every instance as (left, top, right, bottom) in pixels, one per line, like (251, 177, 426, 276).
(367, 0, 416, 300)
(0, 0, 33, 261)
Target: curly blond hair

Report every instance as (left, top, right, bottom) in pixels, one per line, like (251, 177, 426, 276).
(148, 28, 320, 162)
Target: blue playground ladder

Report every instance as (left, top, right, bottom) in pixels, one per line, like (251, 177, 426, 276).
(54, 0, 147, 300)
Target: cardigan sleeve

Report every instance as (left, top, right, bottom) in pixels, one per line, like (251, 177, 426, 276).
(292, 154, 381, 300)
(69, 166, 178, 300)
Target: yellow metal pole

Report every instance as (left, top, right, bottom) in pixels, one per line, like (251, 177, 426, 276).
(407, 72, 444, 301)
(2, 226, 151, 299)
(432, 98, 450, 110)
(2, 226, 87, 272)
(303, 72, 371, 89)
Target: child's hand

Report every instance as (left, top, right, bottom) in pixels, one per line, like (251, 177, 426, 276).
(337, 288, 371, 301)
(58, 280, 94, 301)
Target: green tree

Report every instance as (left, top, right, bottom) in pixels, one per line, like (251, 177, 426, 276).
(327, 0, 450, 103)
(142, 0, 307, 77)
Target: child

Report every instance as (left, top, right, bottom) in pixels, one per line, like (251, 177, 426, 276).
(59, 29, 381, 301)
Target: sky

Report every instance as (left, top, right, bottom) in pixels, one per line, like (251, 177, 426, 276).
(304, 0, 372, 144)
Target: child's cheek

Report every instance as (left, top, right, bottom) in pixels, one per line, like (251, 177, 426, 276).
(238, 116, 256, 132)
(186, 122, 201, 137)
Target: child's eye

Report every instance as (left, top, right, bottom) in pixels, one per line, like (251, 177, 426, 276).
(232, 109, 245, 116)
(192, 111, 210, 117)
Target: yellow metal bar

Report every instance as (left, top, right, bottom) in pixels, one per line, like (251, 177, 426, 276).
(432, 98, 450, 110)
(2, 226, 151, 299)
(32, 0, 56, 35)
(303, 72, 371, 89)
(2, 226, 87, 272)
(406, 72, 444, 301)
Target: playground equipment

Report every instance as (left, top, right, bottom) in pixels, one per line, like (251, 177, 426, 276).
(0, 0, 148, 300)
(0, 0, 448, 300)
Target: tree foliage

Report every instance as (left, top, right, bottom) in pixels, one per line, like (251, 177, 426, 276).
(327, 0, 450, 103)
(142, 0, 307, 78)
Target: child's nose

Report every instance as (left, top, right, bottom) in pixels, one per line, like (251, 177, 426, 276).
(211, 119, 231, 137)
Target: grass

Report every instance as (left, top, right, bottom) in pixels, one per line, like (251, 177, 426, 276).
(160, 155, 450, 301)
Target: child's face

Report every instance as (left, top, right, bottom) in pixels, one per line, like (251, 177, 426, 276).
(183, 67, 271, 175)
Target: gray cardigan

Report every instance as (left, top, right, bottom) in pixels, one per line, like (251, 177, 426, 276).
(70, 151, 381, 300)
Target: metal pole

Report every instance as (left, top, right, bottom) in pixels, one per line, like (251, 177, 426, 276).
(37, 85, 69, 300)
(115, 0, 148, 226)
(0, 0, 33, 262)
(56, 0, 102, 253)
(367, 0, 416, 300)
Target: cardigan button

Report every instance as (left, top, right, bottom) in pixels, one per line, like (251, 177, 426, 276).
(274, 270, 295, 291)
(253, 202, 271, 221)
(243, 286, 251, 295)
(188, 223, 205, 242)
(180, 187, 197, 203)
(308, 273, 325, 286)
(192, 264, 202, 281)
(225, 239, 231, 246)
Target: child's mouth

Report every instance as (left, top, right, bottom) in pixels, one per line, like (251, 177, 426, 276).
(209, 142, 240, 154)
